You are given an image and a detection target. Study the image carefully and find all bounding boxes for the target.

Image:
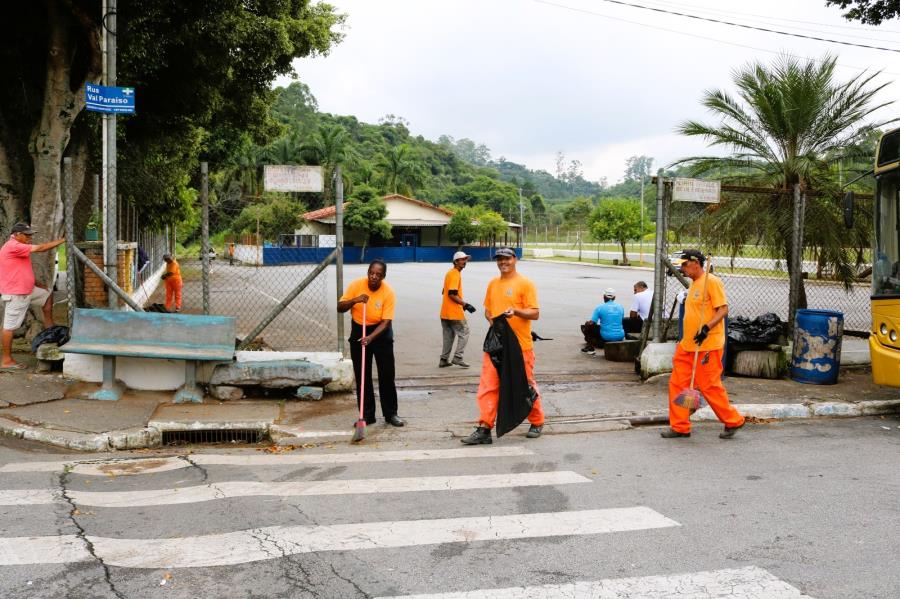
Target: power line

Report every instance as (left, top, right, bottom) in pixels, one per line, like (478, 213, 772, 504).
(635, 0, 900, 42)
(531, 0, 900, 76)
(534, 0, 900, 53)
(638, 0, 900, 35)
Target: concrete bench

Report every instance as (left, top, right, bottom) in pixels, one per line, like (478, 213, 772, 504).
(603, 339, 641, 362)
(62, 308, 235, 403)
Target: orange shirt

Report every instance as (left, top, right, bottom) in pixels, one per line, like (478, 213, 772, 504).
(440, 267, 465, 320)
(165, 260, 182, 282)
(680, 272, 727, 351)
(484, 273, 539, 351)
(341, 277, 396, 326)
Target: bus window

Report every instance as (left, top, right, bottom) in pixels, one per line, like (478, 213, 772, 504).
(874, 176, 900, 297)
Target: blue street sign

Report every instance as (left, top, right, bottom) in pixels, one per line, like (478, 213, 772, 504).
(85, 84, 135, 114)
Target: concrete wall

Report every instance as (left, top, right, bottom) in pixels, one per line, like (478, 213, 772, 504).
(234, 244, 264, 265)
(385, 197, 451, 223)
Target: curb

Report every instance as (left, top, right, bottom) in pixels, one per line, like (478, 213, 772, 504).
(2, 399, 899, 452)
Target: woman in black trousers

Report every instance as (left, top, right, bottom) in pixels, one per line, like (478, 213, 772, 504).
(337, 259, 404, 426)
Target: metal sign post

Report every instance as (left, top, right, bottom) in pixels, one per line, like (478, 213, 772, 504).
(335, 166, 345, 355)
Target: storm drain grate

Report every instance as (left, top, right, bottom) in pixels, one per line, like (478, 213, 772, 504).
(162, 429, 267, 446)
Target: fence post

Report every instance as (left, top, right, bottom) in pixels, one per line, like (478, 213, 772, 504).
(788, 184, 806, 332)
(63, 158, 76, 327)
(335, 165, 345, 355)
(652, 176, 667, 342)
(200, 161, 210, 314)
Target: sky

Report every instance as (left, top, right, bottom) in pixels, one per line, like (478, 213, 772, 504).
(279, 0, 900, 185)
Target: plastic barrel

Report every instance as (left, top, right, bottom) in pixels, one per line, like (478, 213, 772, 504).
(791, 309, 844, 384)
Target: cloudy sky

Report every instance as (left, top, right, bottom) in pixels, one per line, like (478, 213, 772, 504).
(282, 0, 900, 184)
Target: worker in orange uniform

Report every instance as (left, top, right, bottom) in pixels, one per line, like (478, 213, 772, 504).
(439, 250, 476, 368)
(337, 259, 404, 427)
(161, 254, 183, 312)
(662, 249, 746, 439)
(462, 247, 545, 444)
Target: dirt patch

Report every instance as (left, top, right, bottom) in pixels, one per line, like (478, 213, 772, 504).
(96, 458, 171, 475)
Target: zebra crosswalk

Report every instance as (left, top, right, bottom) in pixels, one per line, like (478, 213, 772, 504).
(0, 445, 816, 598)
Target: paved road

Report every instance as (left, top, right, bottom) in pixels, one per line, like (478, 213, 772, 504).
(169, 259, 870, 371)
(1, 417, 898, 598)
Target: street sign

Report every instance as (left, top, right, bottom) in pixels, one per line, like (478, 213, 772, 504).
(85, 84, 135, 114)
(672, 178, 721, 203)
(264, 165, 325, 193)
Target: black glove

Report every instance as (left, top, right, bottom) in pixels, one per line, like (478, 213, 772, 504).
(693, 324, 710, 346)
(463, 303, 476, 314)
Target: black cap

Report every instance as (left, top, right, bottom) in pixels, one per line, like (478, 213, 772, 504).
(678, 249, 705, 266)
(493, 247, 516, 259)
(11, 222, 35, 235)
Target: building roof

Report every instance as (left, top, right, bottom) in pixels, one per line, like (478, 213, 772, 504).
(301, 194, 454, 223)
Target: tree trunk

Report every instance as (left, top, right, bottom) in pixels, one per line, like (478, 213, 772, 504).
(0, 140, 27, 234)
(619, 240, 629, 265)
(360, 237, 367, 262)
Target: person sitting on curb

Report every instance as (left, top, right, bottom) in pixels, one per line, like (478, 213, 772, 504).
(0, 222, 65, 370)
(580, 288, 625, 355)
(624, 280, 651, 335)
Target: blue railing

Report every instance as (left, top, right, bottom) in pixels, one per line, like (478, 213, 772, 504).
(262, 246, 522, 265)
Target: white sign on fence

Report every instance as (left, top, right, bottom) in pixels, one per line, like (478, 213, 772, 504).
(263, 165, 324, 192)
(673, 178, 721, 203)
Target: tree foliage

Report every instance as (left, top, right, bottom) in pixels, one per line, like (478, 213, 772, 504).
(344, 184, 391, 259)
(563, 197, 594, 228)
(475, 210, 507, 245)
(676, 54, 893, 295)
(232, 195, 305, 241)
(445, 206, 480, 247)
(588, 199, 644, 265)
(826, 0, 900, 24)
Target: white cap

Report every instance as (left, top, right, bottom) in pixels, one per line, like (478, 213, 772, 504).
(453, 251, 471, 261)
(603, 287, 616, 297)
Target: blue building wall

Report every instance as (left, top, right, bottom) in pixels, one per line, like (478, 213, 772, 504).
(262, 246, 521, 265)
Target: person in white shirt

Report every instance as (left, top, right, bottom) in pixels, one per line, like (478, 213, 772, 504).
(623, 280, 651, 334)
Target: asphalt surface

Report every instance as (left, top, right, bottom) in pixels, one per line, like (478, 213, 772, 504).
(1, 416, 898, 598)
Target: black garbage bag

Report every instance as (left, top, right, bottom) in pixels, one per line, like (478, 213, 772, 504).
(31, 325, 70, 353)
(484, 317, 536, 437)
(146, 303, 170, 313)
(727, 313, 785, 347)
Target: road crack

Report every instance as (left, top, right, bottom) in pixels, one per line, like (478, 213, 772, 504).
(58, 466, 125, 599)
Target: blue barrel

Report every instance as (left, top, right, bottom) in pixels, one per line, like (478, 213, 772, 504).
(791, 309, 843, 384)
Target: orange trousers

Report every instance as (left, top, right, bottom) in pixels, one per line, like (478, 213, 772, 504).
(668, 345, 744, 433)
(476, 349, 545, 429)
(165, 278, 182, 311)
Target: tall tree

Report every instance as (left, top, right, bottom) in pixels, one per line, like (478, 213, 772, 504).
(302, 123, 351, 205)
(0, 0, 344, 280)
(677, 54, 894, 302)
(445, 206, 480, 247)
(377, 144, 421, 195)
(623, 156, 654, 182)
(563, 197, 593, 229)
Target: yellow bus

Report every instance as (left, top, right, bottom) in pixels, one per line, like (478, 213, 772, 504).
(862, 127, 900, 385)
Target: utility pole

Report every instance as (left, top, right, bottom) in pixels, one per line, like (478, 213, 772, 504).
(335, 166, 345, 355)
(102, 0, 118, 308)
(518, 188, 524, 247)
(639, 176, 645, 265)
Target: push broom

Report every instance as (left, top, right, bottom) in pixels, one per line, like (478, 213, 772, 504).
(674, 255, 711, 412)
(351, 303, 368, 443)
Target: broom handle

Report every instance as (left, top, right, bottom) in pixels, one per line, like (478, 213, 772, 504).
(689, 255, 713, 390)
(359, 303, 367, 419)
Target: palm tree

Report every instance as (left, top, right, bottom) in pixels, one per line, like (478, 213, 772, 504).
(301, 123, 352, 205)
(377, 144, 423, 195)
(677, 54, 894, 303)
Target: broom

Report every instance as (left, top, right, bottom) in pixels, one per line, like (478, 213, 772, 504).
(674, 255, 711, 411)
(351, 303, 368, 443)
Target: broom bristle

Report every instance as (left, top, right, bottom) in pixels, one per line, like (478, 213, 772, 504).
(351, 420, 366, 443)
(674, 388, 703, 410)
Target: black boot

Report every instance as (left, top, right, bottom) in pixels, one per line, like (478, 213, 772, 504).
(461, 426, 492, 445)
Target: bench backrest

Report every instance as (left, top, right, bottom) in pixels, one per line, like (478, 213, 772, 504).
(64, 308, 236, 361)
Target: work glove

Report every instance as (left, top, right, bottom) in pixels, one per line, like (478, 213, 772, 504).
(463, 303, 476, 314)
(693, 324, 710, 346)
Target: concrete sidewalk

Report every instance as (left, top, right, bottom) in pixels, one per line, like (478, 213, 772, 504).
(1, 345, 898, 451)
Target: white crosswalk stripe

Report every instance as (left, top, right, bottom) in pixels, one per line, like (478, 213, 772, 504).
(0, 507, 679, 568)
(0, 446, 534, 475)
(0, 471, 590, 507)
(373, 566, 815, 599)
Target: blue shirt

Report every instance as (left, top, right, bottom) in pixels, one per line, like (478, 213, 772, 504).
(590, 301, 625, 341)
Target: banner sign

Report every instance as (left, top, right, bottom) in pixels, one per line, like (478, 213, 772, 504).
(264, 165, 325, 193)
(85, 84, 135, 114)
(673, 178, 721, 203)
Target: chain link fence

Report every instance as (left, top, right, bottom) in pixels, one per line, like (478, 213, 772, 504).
(663, 189, 873, 332)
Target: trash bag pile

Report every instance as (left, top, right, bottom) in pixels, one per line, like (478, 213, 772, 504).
(727, 313, 785, 347)
(31, 325, 70, 353)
